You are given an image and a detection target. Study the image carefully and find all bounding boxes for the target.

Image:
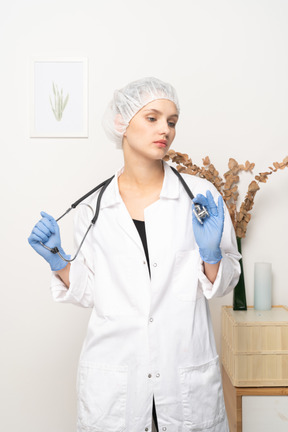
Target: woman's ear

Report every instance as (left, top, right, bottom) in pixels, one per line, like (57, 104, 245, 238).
(114, 113, 126, 133)
(123, 125, 129, 138)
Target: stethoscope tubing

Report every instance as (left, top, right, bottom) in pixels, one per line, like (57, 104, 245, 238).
(39, 168, 208, 264)
(39, 175, 115, 263)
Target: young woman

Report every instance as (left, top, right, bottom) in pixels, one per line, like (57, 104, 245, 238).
(28, 77, 241, 432)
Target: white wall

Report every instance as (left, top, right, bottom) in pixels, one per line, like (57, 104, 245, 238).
(1, 0, 287, 430)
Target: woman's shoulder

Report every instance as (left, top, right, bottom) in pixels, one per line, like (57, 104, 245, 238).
(75, 188, 102, 220)
(76, 171, 118, 215)
(179, 171, 220, 197)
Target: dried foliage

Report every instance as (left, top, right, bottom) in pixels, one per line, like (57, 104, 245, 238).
(163, 151, 288, 238)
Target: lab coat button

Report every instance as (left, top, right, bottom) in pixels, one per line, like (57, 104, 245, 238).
(148, 373, 152, 378)
(153, 263, 157, 267)
(162, 428, 167, 431)
(156, 373, 160, 378)
(149, 317, 153, 322)
(143, 261, 146, 265)
(145, 428, 149, 431)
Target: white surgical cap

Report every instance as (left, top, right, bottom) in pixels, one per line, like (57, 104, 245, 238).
(102, 77, 180, 149)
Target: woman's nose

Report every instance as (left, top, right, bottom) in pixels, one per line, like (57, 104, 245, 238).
(159, 120, 170, 136)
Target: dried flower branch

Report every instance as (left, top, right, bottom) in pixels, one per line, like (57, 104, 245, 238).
(163, 151, 288, 238)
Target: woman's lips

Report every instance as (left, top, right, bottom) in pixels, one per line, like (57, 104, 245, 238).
(154, 140, 167, 147)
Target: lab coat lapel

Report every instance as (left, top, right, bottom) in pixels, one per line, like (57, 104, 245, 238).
(144, 161, 181, 256)
(116, 201, 144, 252)
(100, 161, 180, 254)
(101, 167, 144, 253)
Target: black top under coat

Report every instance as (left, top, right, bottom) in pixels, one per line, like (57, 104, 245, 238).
(132, 219, 151, 278)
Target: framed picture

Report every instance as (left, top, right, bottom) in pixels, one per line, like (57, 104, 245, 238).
(30, 58, 88, 138)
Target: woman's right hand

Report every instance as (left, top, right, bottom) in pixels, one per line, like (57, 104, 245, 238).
(28, 211, 70, 271)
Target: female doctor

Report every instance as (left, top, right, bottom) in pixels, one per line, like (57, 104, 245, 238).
(28, 77, 241, 432)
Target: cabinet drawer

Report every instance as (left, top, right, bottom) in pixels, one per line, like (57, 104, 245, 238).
(242, 396, 288, 432)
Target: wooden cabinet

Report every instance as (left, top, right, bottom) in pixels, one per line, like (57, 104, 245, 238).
(222, 306, 288, 387)
(222, 367, 288, 432)
(221, 306, 288, 431)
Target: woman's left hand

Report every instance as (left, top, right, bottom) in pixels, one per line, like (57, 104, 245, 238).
(192, 190, 224, 264)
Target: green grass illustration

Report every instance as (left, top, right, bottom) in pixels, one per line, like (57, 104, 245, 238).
(49, 82, 69, 121)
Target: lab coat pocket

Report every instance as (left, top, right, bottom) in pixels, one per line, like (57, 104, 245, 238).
(178, 356, 225, 430)
(173, 250, 202, 302)
(78, 361, 128, 432)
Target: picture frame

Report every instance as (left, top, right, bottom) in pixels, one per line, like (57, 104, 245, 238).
(30, 57, 88, 138)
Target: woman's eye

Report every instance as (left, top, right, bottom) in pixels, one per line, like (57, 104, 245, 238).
(168, 121, 176, 128)
(147, 116, 156, 122)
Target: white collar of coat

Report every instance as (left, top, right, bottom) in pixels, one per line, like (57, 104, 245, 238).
(100, 160, 180, 209)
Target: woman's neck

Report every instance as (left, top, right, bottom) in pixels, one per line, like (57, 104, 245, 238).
(119, 158, 164, 191)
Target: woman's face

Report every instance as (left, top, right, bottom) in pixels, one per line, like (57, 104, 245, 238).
(122, 99, 178, 160)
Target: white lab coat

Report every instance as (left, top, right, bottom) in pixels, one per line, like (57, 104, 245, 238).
(51, 161, 241, 432)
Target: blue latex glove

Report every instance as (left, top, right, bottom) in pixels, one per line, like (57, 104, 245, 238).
(192, 190, 224, 264)
(28, 211, 70, 271)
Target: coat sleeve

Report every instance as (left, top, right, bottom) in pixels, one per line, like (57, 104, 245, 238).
(50, 202, 95, 308)
(196, 182, 241, 299)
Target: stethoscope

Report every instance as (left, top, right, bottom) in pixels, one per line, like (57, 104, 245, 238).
(40, 166, 209, 263)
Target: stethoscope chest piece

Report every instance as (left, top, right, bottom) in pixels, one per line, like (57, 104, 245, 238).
(193, 204, 209, 224)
